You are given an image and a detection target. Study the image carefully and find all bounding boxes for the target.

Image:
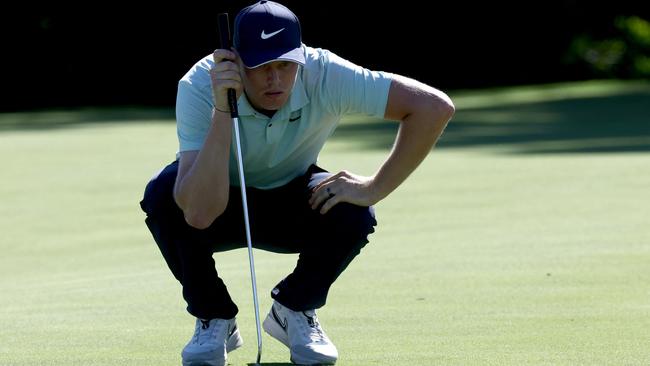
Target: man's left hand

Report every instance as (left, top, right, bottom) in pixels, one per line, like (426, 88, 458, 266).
(308, 171, 378, 214)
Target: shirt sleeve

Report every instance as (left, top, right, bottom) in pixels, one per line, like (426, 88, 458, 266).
(175, 78, 212, 153)
(319, 50, 393, 118)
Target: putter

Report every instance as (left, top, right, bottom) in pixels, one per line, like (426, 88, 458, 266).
(217, 12, 263, 365)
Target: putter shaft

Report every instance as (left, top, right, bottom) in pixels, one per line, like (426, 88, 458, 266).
(232, 117, 263, 364)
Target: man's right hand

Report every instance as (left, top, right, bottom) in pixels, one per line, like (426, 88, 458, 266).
(210, 48, 243, 111)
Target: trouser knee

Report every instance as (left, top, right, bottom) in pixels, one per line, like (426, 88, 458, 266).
(140, 161, 186, 280)
(308, 171, 377, 245)
(140, 161, 181, 218)
(322, 202, 377, 246)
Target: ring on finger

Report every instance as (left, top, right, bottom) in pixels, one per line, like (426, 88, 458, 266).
(326, 187, 335, 198)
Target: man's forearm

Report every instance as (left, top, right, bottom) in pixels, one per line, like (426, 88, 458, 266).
(370, 106, 452, 202)
(174, 110, 233, 229)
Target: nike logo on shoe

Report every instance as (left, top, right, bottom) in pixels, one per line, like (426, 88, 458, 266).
(200, 319, 210, 330)
(261, 28, 285, 39)
(271, 305, 288, 331)
(304, 312, 317, 327)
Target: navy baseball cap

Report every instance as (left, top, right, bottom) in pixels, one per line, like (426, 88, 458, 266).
(234, 0, 306, 68)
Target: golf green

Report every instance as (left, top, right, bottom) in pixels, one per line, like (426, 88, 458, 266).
(1, 80, 648, 365)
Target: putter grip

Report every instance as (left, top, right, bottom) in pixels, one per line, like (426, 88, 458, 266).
(217, 13, 238, 117)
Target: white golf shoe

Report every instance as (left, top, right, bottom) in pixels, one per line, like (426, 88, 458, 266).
(263, 301, 338, 365)
(181, 317, 243, 366)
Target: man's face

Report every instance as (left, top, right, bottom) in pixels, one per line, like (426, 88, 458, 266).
(241, 60, 299, 112)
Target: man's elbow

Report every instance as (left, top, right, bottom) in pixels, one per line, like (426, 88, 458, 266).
(183, 205, 226, 230)
(184, 214, 216, 230)
(433, 93, 455, 125)
(174, 189, 229, 230)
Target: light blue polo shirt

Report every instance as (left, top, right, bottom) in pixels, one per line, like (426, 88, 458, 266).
(175, 45, 393, 189)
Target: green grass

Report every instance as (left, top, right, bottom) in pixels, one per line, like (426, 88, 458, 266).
(1, 80, 649, 365)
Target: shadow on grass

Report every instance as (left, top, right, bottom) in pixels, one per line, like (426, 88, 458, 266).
(0, 106, 174, 132)
(332, 85, 650, 154)
(2, 83, 649, 154)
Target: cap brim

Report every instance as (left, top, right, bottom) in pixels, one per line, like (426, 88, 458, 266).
(241, 46, 306, 69)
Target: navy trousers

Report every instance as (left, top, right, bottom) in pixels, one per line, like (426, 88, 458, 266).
(139, 160, 377, 320)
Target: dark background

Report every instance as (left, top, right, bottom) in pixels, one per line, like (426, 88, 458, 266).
(3, 1, 649, 111)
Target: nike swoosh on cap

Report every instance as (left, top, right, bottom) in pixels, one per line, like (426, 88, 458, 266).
(261, 28, 285, 39)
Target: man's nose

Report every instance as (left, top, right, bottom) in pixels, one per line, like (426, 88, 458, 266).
(268, 68, 280, 84)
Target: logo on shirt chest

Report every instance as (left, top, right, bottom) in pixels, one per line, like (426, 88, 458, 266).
(289, 110, 302, 122)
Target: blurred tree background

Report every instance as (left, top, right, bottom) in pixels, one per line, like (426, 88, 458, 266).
(2, 0, 648, 111)
(566, 15, 650, 78)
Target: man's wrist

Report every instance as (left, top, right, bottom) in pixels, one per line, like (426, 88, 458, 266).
(367, 174, 390, 204)
(213, 106, 230, 114)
